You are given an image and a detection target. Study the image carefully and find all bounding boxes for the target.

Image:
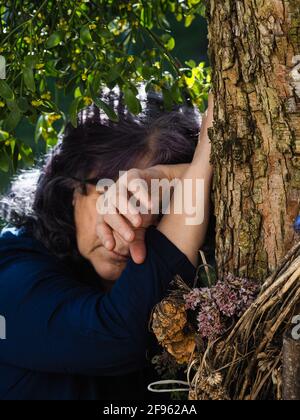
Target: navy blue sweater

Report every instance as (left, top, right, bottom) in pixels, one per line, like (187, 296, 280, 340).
(0, 226, 195, 400)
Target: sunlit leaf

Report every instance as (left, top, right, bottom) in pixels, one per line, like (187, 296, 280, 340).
(124, 88, 142, 115)
(0, 150, 10, 173)
(92, 96, 119, 122)
(80, 26, 93, 44)
(69, 97, 82, 128)
(185, 14, 195, 28)
(162, 35, 176, 51)
(46, 32, 63, 49)
(35, 114, 45, 143)
(0, 130, 9, 142)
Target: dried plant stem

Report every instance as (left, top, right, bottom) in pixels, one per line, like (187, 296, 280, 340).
(238, 287, 300, 400)
(261, 242, 300, 292)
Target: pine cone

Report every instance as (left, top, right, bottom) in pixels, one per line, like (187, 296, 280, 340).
(152, 298, 196, 365)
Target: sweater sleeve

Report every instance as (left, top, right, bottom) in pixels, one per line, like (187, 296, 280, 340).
(0, 227, 195, 376)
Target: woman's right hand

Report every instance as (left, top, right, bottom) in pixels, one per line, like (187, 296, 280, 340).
(193, 93, 214, 164)
(95, 164, 188, 263)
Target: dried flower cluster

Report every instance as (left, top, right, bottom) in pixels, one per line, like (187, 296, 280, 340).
(189, 372, 230, 401)
(184, 274, 259, 341)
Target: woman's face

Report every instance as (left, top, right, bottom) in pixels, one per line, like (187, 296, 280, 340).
(73, 156, 152, 284)
(74, 185, 131, 283)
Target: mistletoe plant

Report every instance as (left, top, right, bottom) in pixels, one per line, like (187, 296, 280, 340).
(0, 0, 210, 175)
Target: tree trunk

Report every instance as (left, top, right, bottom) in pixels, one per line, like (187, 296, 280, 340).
(207, 0, 300, 282)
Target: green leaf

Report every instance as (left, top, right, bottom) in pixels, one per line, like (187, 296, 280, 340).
(0, 150, 10, 173)
(185, 60, 196, 68)
(106, 65, 122, 83)
(91, 73, 102, 94)
(80, 26, 93, 44)
(18, 97, 29, 112)
(99, 28, 113, 39)
(170, 84, 183, 103)
(23, 67, 36, 92)
(20, 145, 34, 167)
(162, 88, 173, 110)
(6, 99, 19, 112)
(161, 35, 175, 51)
(74, 87, 82, 98)
(92, 96, 119, 122)
(128, 84, 139, 96)
(141, 66, 154, 80)
(39, 78, 46, 93)
(0, 130, 9, 142)
(24, 55, 39, 69)
(10, 139, 16, 155)
(46, 32, 62, 49)
(124, 88, 141, 115)
(0, 80, 14, 100)
(44, 59, 61, 77)
(46, 136, 58, 148)
(185, 14, 195, 28)
(69, 97, 82, 128)
(166, 37, 175, 51)
(4, 109, 22, 131)
(89, 81, 119, 122)
(35, 115, 45, 143)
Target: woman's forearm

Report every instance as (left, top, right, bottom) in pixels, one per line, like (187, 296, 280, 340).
(157, 158, 213, 266)
(157, 104, 214, 266)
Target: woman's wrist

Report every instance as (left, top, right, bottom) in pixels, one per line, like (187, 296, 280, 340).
(193, 102, 214, 165)
(150, 164, 189, 182)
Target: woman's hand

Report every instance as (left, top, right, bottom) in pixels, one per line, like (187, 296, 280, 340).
(193, 93, 214, 165)
(96, 164, 188, 264)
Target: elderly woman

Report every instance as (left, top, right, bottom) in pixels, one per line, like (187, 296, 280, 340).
(0, 89, 214, 400)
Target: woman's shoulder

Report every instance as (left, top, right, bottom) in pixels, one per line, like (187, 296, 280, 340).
(0, 225, 67, 281)
(0, 226, 102, 295)
(0, 225, 50, 258)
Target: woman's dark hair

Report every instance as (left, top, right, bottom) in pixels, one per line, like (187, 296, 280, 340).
(0, 87, 206, 260)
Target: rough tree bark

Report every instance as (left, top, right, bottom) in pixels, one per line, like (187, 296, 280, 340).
(207, 0, 300, 282)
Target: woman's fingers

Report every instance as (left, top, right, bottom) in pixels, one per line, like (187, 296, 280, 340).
(115, 185, 143, 228)
(97, 186, 139, 241)
(119, 169, 152, 213)
(103, 211, 135, 243)
(97, 168, 155, 247)
(129, 228, 147, 264)
(96, 220, 115, 251)
(127, 179, 152, 213)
